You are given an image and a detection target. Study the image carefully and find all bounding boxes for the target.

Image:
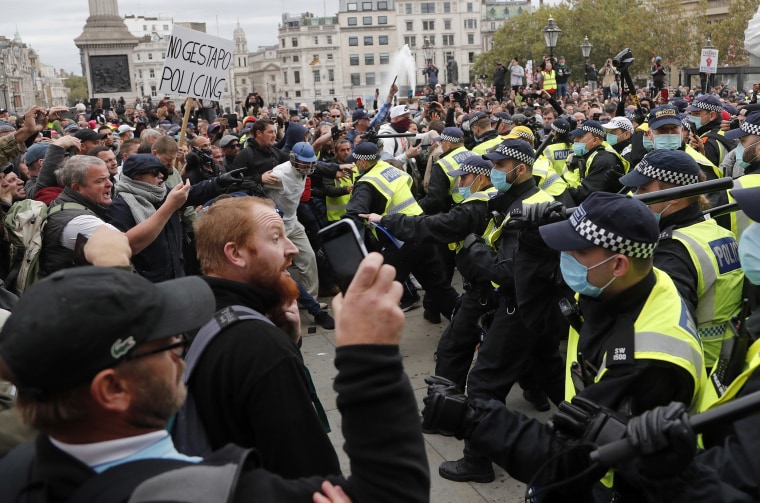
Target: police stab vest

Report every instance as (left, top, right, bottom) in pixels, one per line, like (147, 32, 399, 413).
(698, 338, 760, 413)
(532, 156, 569, 198)
(437, 146, 473, 205)
(728, 174, 760, 240)
(543, 142, 572, 177)
(669, 221, 744, 368)
(326, 166, 359, 221)
(449, 186, 498, 252)
(472, 136, 503, 156)
(357, 160, 423, 217)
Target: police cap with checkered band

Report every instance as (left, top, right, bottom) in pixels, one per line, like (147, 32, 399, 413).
(685, 95, 724, 114)
(619, 150, 701, 188)
(569, 120, 606, 139)
(482, 138, 535, 166)
(448, 155, 493, 177)
(726, 110, 760, 141)
(539, 192, 659, 259)
(346, 141, 380, 163)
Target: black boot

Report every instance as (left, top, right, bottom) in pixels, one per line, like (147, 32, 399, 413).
(523, 389, 551, 412)
(439, 456, 495, 483)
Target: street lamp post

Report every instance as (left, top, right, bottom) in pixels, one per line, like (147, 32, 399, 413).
(422, 37, 433, 65)
(580, 36, 592, 65)
(542, 16, 561, 60)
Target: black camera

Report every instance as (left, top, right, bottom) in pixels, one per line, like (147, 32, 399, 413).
(612, 48, 634, 73)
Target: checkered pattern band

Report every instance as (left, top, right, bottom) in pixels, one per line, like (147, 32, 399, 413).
(575, 219, 656, 258)
(440, 133, 463, 142)
(514, 129, 534, 141)
(740, 120, 760, 136)
(352, 153, 378, 160)
(635, 159, 699, 186)
(681, 116, 692, 128)
(551, 123, 568, 134)
(494, 145, 535, 166)
(459, 162, 491, 175)
(692, 100, 723, 113)
(580, 124, 605, 137)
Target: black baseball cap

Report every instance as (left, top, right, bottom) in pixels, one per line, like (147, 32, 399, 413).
(0, 267, 215, 399)
(73, 129, 107, 142)
(121, 153, 169, 179)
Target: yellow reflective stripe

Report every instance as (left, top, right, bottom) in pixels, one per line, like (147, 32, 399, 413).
(388, 196, 418, 215)
(361, 175, 395, 200)
(672, 230, 718, 323)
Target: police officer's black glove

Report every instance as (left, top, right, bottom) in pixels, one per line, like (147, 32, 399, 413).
(548, 395, 629, 447)
(421, 376, 482, 439)
(602, 168, 626, 193)
(625, 402, 696, 479)
(215, 168, 247, 190)
(507, 200, 566, 229)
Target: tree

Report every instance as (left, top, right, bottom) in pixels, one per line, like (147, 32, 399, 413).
(64, 75, 88, 106)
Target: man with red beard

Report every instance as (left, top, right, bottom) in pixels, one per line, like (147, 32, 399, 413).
(190, 196, 341, 479)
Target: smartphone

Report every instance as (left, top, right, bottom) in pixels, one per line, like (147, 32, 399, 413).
(318, 219, 369, 293)
(41, 130, 52, 139)
(660, 88, 669, 101)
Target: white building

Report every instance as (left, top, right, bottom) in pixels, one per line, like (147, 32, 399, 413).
(124, 14, 174, 101)
(277, 12, 343, 112)
(249, 45, 282, 113)
(481, 0, 532, 52)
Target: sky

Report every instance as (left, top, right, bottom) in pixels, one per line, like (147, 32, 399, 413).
(4, 0, 341, 75)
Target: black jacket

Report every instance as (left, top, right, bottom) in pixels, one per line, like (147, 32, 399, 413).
(106, 180, 218, 283)
(567, 144, 625, 204)
(190, 276, 341, 479)
(0, 346, 429, 503)
(418, 148, 462, 215)
(232, 139, 288, 185)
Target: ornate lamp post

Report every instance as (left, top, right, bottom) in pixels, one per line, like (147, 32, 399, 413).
(580, 36, 593, 65)
(542, 16, 561, 60)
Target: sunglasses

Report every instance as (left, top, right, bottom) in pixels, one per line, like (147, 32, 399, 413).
(123, 334, 189, 361)
(225, 143, 240, 149)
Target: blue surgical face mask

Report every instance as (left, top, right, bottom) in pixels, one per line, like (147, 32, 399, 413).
(491, 166, 518, 192)
(652, 133, 682, 150)
(642, 135, 654, 152)
(735, 143, 751, 169)
(739, 222, 760, 285)
(573, 141, 589, 157)
(606, 133, 619, 146)
(458, 178, 476, 200)
(653, 203, 673, 224)
(688, 115, 703, 130)
(560, 252, 617, 298)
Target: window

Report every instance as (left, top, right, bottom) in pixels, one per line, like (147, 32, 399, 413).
(163, 24, 169, 30)
(282, 57, 287, 63)
(281, 38, 285, 47)
(294, 70, 300, 84)
(242, 78, 246, 84)
(347, 2, 358, 10)
(443, 2, 451, 13)
(467, 3, 473, 12)
(405, 3, 412, 14)
(138, 69, 143, 78)
(349, 36, 358, 46)
(136, 53, 140, 60)
(465, 19, 477, 29)
(313, 70, 321, 83)
(329, 88, 336, 95)
(444, 20, 451, 30)
(284, 72, 288, 84)
(365, 54, 375, 65)
(314, 36, 319, 45)
(291, 37, 298, 47)
(362, 2, 372, 9)
(364, 36, 373, 45)
(406, 21, 413, 31)
(328, 69, 335, 81)
(315, 89, 322, 96)
(404, 35, 416, 47)
(143, 25, 147, 31)
(366, 73, 376, 86)
(293, 55, 300, 62)
(469, 52, 475, 63)
(421, 2, 435, 13)
(350, 54, 360, 65)
(148, 53, 153, 60)
(423, 21, 435, 30)
(378, 16, 387, 24)
(442, 35, 454, 46)
(296, 91, 301, 97)
(149, 69, 155, 78)
(327, 53, 334, 60)
(327, 35, 333, 44)
(285, 91, 289, 98)
(379, 52, 390, 64)
(150, 85, 157, 97)
(378, 1, 388, 8)
(362, 16, 372, 25)
(347, 17, 357, 26)
(162, 52, 166, 59)
(351, 73, 360, 86)
(467, 33, 474, 44)
(379, 35, 389, 45)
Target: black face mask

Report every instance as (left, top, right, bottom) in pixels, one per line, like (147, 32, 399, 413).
(391, 118, 411, 133)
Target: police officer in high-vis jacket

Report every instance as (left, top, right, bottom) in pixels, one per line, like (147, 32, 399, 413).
(344, 141, 458, 320)
(419, 127, 473, 215)
(424, 193, 706, 501)
(566, 120, 627, 204)
(619, 149, 744, 369)
(362, 155, 498, 390)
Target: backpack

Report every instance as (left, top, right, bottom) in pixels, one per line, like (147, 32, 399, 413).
(3, 200, 85, 295)
(171, 305, 331, 457)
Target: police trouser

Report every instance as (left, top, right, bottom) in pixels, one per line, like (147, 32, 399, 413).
(434, 285, 496, 391)
(383, 241, 459, 318)
(466, 294, 565, 404)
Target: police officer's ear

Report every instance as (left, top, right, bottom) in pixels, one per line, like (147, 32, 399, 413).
(610, 253, 631, 278)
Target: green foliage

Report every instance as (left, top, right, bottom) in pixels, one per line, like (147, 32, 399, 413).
(63, 75, 88, 106)
(475, 0, 760, 85)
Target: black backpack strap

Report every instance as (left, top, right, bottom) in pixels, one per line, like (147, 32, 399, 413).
(703, 131, 736, 152)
